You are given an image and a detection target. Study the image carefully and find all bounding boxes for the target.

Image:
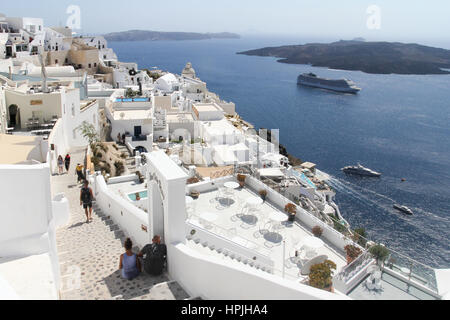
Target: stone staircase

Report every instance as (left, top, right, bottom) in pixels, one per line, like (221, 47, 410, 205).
(117, 144, 136, 173)
(186, 238, 274, 275)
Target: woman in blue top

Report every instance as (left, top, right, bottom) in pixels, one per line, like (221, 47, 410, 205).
(119, 238, 141, 280)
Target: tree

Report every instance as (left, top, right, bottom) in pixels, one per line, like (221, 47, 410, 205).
(369, 244, 390, 266)
(76, 121, 100, 149)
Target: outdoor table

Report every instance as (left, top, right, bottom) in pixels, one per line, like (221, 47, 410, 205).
(246, 196, 263, 206)
(267, 211, 287, 232)
(186, 196, 194, 204)
(199, 212, 218, 223)
(302, 236, 324, 258)
(223, 182, 239, 205)
(224, 181, 240, 190)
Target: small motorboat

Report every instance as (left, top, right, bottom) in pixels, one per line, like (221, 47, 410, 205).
(393, 204, 413, 215)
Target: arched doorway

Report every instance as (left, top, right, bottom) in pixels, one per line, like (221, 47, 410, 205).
(8, 104, 20, 129)
(135, 146, 148, 155)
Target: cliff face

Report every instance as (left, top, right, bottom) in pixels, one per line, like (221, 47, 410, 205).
(104, 30, 240, 42)
(238, 41, 450, 75)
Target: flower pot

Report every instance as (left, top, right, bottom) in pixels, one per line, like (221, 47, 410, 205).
(288, 213, 296, 222)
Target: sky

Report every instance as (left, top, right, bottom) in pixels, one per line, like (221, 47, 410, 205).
(1, 0, 450, 45)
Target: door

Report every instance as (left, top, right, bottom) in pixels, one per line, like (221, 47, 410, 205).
(134, 126, 142, 137)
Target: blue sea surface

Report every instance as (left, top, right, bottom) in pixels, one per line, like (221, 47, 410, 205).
(110, 37, 450, 268)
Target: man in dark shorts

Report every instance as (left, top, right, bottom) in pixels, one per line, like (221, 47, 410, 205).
(80, 180, 94, 223)
(138, 236, 167, 276)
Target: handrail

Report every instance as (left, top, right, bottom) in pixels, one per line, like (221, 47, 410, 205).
(187, 212, 272, 258)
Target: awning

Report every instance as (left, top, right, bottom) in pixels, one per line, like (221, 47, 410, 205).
(258, 168, 285, 178)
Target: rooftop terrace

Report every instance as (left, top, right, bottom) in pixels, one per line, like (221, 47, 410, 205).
(185, 182, 347, 283)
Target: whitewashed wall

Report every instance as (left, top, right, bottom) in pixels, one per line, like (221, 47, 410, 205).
(90, 173, 151, 248)
(169, 242, 350, 300)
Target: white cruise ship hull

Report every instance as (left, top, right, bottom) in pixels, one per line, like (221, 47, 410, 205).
(297, 74, 361, 94)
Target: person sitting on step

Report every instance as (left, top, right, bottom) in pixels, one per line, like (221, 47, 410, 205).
(119, 238, 141, 280)
(138, 235, 167, 276)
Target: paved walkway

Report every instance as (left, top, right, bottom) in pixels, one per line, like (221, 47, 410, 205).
(51, 147, 189, 300)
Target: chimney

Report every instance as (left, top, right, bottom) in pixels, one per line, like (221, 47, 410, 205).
(38, 54, 49, 93)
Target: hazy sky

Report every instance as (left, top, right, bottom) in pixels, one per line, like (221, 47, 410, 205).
(2, 0, 449, 44)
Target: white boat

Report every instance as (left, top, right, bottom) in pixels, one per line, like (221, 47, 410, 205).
(297, 73, 361, 93)
(341, 163, 381, 177)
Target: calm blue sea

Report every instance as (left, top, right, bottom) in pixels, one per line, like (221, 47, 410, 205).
(110, 36, 450, 268)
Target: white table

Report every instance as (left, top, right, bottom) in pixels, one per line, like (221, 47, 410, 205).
(303, 236, 324, 249)
(224, 182, 240, 190)
(185, 196, 194, 204)
(223, 182, 240, 205)
(199, 212, 218, 223)
(302, 236, 324, 258)
(246, 196, 263, 206)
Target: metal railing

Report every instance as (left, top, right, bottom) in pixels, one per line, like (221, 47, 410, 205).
(334, 250, 373, 283)
(187, 212, 272, 258)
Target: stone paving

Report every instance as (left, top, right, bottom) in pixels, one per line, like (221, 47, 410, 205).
(51, 147, 189, 300)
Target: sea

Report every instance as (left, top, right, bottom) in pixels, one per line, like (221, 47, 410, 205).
(109, 36, 450, 269)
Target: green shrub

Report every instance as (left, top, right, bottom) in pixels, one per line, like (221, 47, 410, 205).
(309, 260, 337, 290)
(369, 244, 390, 264)
(353, 227, 368, 247)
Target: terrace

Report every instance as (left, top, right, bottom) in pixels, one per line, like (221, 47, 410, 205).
(184, 175, 348, 285)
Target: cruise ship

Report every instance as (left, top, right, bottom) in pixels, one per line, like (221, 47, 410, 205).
(297, 73, 361, 93)
(341, 164, 382, 177)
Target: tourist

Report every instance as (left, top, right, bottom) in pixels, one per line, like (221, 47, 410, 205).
(57, 155, 64, 175)
(119, 238, 141, 280)
(138, 235, 167, 276)
(80, 180, 94, 223)
(75, 163, 84, 183)
(135, 192, 141, 201)
(64, 153, 71, 172)
(122, 133, 126, 144)
(117, 133, 122, 144)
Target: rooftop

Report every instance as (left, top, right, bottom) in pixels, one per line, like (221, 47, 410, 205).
(0, 134, 45, 164)
(186, 183, 347, 282)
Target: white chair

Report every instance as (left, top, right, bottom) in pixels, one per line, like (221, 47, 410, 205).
(366, 277, 375, 290)
(299, 255, 328, 276)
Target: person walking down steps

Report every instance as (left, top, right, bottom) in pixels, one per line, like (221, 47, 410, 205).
(76, 163, 85, 183)
(80, 180, 94, 223)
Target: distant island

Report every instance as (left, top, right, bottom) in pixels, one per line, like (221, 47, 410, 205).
(104, 30, 240, 42)
(237, 40, 450, 75)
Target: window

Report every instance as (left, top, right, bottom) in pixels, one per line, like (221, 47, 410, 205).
(88, 63, 91, 68)
(65, 58, 68, 63)
(71, 103, 75, 117)
(55, 59, 58, 64)
(94, 63, 97, 67)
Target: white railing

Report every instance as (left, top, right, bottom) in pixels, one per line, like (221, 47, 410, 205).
(186, 215, 274, 272)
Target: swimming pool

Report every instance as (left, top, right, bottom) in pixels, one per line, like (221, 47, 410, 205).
(293, 171, 317, 189)
(116, 98, 149, 102)
(127, 190, 148, 201)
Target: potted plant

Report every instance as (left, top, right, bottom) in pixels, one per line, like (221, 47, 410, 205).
(312, 226, 323, 238)
(352, 227, 368, 248)
(237, 174, 246, 188)
(259, 189, 268, 202)
(285, 203, 297, 222)
(344, 245, 363, 265)
(190, 190, 200, 200)
(308, 260, 337, 292)
(369, 244, 390, 266)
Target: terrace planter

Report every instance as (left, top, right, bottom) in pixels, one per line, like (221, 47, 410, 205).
(237, 174, 247, 188)
(190, 191, 200, 200)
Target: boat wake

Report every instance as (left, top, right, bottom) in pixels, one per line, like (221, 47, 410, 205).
(326, 176, 395, 210)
